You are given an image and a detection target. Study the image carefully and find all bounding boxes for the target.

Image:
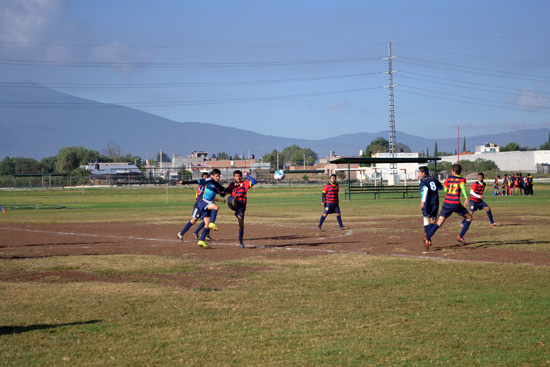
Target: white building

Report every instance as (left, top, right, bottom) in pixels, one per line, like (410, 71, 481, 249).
(439, 150, 550, 173)
(475, 142, 500, 154)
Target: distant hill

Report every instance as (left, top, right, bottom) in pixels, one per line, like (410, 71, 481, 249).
(1, 82, 548, 159)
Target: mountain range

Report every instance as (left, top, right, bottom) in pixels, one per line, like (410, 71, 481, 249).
(1, 82, 548, 160)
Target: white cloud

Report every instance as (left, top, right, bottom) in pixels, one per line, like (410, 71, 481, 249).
(507, 88, 550, 111)
(327, 98, 351, 110)
(0, 0, 150, 72)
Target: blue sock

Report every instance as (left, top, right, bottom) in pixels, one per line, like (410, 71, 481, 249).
(424, 225, 429, 234)
(238, 228, 244, 243)
(461, 218, 466, 226)
(200, 228, 210, 241)
(318, 215, 326, 228)
(194, 221, 205, 235)
(487, 211, 495, 224)
(180, 221, 193, 236)
(336, 216, 344, 227)
(427, 224, 439, 240)
(210, 209, 218, 224)
(459, 221, 471, 237)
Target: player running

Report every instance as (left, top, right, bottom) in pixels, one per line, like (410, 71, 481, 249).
(418, 166, 443, 250)
(225, 170, 257, 249)
(178, 169, 226, 248)
(425, 164, 473, 247)
(318, 174, 348, 231)
(461, 173, 500, 228)
(177, 172, 213, 242)
(493, 175, 500, 196)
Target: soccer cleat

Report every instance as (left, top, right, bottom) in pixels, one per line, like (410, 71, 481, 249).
(423, 235, 431, 250)
(208, 223, 220, 231)
(339, 226, 349, 230)
(490, 222, 501, 226)
(317, 226, 322, 231)
(239, 242, 245, 249)
(456, 236, 468, 245)
(177, 233, 184, 241)
(197, 240, 210, 248)
(206, 235, 213, 241)
(193, 232, 199, 240)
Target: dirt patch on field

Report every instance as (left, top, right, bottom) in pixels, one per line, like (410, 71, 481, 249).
(1, 214, 549, 268)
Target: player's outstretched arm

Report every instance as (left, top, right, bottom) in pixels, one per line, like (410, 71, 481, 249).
(1, 206, 6, 214)
(244, 171, 258, 186)
(178, 180, 199, 185)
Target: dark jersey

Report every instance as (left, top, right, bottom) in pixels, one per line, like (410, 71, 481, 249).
(419, 176, 443, 208)
(443, 175, 466, 205)
(323, 183, 339, 204)
(469, 181, 486, 203)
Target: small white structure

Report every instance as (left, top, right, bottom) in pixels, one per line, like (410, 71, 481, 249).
(475, 142, 500, 154)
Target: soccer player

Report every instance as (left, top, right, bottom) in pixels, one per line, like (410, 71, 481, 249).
(424, 164, 473, 247)
(318, 174, 348, 230)
(526, 174, 533, 195)
(179, 169, 226, 248)
(461, 173, 500, 227)
(177, 172, 213, 242)
(502, 174, 508, 196)
(225, 170, 257, 248)
(514, 174, 521, 195)
(0, 204, 6, 214)
(494, 175, 500, 196)
(418, 166, 443, 249)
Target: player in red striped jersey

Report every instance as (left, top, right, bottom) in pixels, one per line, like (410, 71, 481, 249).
(425, 164, 473, 247)
(318, 174, 348, 230)
(225, 170, 257, 248)
(461, 173, 500, 227)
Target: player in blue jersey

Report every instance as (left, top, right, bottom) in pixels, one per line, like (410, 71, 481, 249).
(179, 169, 226, 248)
(177, 172, 214, 242)
(418, 166, 443, 249)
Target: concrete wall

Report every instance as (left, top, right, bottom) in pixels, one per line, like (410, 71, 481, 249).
(439, 151, 550, 173)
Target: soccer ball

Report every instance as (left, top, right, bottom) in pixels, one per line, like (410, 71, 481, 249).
(274, 170, 285, 180)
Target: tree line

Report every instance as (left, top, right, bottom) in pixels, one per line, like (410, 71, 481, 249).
(0, 144, 140, 176)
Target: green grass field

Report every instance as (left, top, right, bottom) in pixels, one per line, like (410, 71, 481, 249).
(1, 185, 549, 366)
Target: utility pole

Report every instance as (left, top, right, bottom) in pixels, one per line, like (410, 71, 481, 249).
(383, 42, 398, 173)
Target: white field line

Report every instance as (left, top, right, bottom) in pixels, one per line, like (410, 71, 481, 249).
(0, 226, 536, 266)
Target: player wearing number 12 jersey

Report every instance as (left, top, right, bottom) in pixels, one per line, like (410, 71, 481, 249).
(418, 166, 443, 249)
(425, 164, 473, 248)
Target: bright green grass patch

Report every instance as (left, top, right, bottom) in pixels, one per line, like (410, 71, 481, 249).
(1, 255, 549, 366)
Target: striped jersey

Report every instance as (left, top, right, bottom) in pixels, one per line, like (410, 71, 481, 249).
(323, 183, 339, 204)
(227, 180, 253, 205)
(469, 181, 486, 203)
(443, 175, 466, 205)
(494, 177, 499, 188)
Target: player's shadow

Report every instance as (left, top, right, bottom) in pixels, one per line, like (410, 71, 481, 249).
(248, 235, 311, 241)
(0, 320, 102, 336)
(2, 241, 116, 248)
(441, 238, 550, 250)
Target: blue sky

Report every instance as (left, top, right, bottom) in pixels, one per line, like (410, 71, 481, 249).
(1, 0, 550, 140)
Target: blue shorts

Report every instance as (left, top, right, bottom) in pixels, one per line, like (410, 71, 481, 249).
(191, 202, 201, 219)
(469, 200, 488, 212)
(324, 203, 341, 215)
(439, 203, 468, 218)
(234, 202, 246, 219)
(196, 198, 213, 212)
(422, 203, 439, 219)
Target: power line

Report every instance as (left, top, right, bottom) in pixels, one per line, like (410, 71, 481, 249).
(0, 56, 381, 68)
(0, 72, 380, 89)
(0, 40, 386, 50)
(0, 86, 383, 108)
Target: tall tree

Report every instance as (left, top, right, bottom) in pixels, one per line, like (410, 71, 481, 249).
(434, 141, 439, 157)
(463, 137, 467, 153)
(56, 146, 99, 173)
(365, 137, 389, 156)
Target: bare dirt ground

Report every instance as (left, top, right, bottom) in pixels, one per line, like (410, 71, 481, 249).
(1, 216, 548, 265)
(1, 216, 548, 289)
